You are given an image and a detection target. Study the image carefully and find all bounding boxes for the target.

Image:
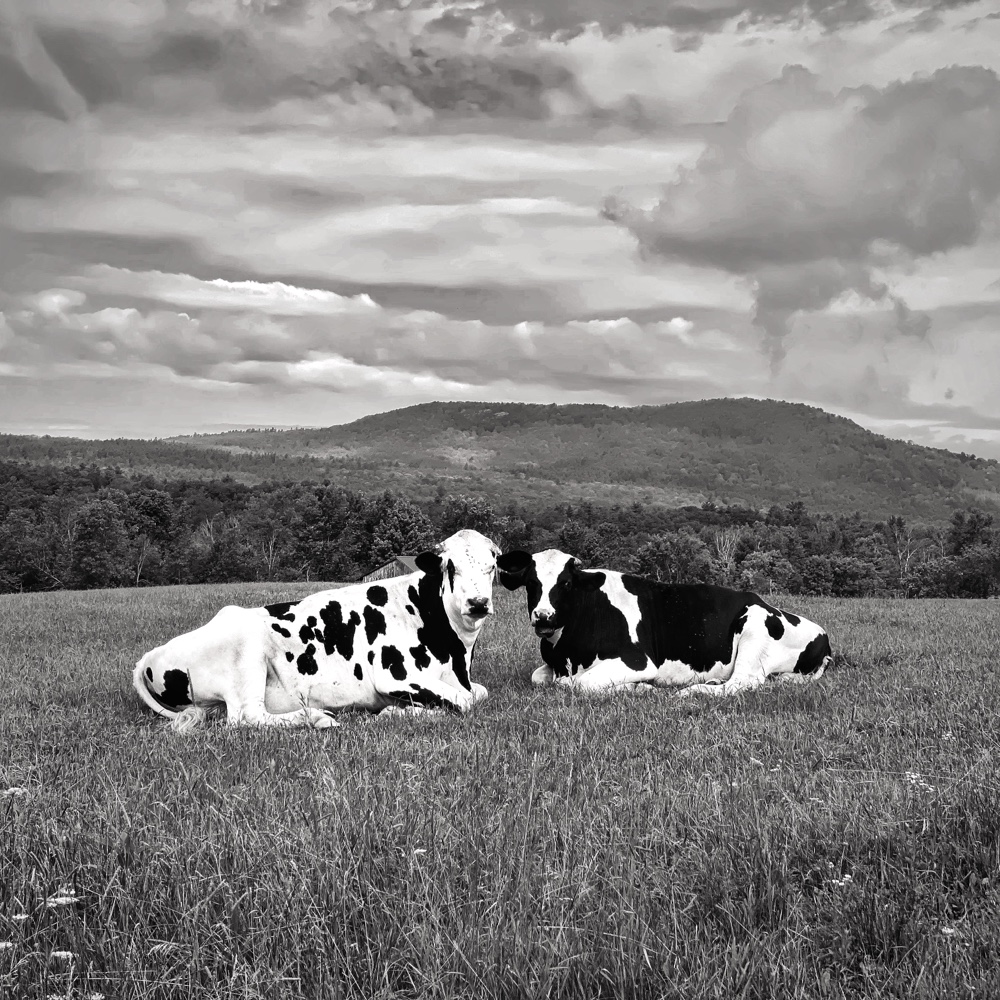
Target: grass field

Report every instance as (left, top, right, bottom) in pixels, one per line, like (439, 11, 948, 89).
(2, 583, 1000, 999)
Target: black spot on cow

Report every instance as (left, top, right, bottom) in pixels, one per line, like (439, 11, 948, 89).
(271, 623, 291, 638)
(368, 650, 375, 664)
(547, 566, 650, 674)
(366, 585, 388, 607)
(266, 601, 298, 622)
(624, 578, 770, 674)
(446, 558, 456, 590)
(161, 669, 192, 708)
(297, 643, 319, 675)
(409, 563, 471, 688)
(319, 601, 361, 660)
(410, 644, 430, 670)
(143, 668, 193, 713)
(364, 605, 387, 645)
(396, 683, 446, 710)
(381, 644, 407, 681)
(145, 666, 152, 680)
(405, 604, 415, 615)
(354, 663, 363, 680)
(794, 632, 832, 675)
(285, 651, 294, 662)
(764, 613, 785, 640)
(299, 623, 316, 643)
(782, 610, 801, 627)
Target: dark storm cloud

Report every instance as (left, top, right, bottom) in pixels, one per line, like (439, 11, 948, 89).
(16, 0, 587, 124)
(473, 0, 979, 35)
(603, 65, 1000, 367)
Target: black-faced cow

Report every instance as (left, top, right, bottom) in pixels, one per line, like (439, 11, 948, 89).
(497, 548, 831, 696)
(133, 529, 501, 730)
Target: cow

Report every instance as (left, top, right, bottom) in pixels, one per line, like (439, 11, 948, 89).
(497, 548, 831, 696)
(133, 529, 501, 730)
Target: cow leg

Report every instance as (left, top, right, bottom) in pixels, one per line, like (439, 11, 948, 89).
(556, 659, 652, 693)
(531, 664, 555, 686)
(219, 655, 339, 729)
(678, 626, 769, 697)
(677, 677, 763, 697)
(379, 676, 487, 714)
(233, 704, 339, 729)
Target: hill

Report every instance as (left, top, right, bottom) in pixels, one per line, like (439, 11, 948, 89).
(2, 398, 998, 522)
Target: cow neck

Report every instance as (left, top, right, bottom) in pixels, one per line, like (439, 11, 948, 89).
(442, 590, 482, 647)
(406, 570, 477, 690)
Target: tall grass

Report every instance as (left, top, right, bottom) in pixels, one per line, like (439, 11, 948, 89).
(2, 585, 1000, 998)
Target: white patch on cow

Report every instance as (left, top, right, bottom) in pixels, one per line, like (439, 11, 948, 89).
(133, 529, 500, 730)
(529, 549, 577, 625)
(594, 570, 642, 644)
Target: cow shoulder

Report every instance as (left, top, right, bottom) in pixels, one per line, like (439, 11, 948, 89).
(407, 575, 470, 688)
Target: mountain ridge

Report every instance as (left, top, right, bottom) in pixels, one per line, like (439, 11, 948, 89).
(2, 398, 997, 522)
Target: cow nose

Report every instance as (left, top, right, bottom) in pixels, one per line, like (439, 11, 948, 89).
(468, 597, 490, 617)
(532, 612, 556, 627)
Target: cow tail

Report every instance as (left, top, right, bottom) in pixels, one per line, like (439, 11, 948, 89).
(132, 657, 180, 721)
(132, 658, 221, 732)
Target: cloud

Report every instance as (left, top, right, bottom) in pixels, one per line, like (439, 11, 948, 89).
(0, 0, 87, 120)
(1, 283, 757, 398)
(74, 266, 383, 316)
(468, 0, 981, 36)
(14, 0, 596, 129)
(602, 64, 1000, 367)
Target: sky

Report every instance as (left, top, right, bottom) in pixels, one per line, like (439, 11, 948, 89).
(1, 0, 999, 457)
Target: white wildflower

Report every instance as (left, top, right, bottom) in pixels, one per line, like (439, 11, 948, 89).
(903, 771, 934, 792)
(2, 787, 28, 797)
(12, 914, 28, 923)
(0, 941, 14, 951)
(941, 926, 958, 936)
(45, 884, 77, 908)
(49, 950, 75, 961)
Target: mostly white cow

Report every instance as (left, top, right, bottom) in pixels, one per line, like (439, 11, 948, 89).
(134, 529, 501, 730)
(497, 548, 831, 696)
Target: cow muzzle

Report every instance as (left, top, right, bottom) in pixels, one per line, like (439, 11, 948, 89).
(466, 597, 492, 620)
(532, 613, 558, 637)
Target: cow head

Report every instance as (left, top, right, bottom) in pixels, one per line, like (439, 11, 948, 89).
(415, 528, 501, 631)
(497, 548, 603, 637)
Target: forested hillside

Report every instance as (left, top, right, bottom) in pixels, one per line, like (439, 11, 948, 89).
(1, 460, 998, 600)
(2, 399, 997, 522)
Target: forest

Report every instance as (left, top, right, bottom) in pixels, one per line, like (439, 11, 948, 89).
(1, 459, 997, 599)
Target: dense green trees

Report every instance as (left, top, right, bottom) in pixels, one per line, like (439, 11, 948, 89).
(1, 459, 999, 597)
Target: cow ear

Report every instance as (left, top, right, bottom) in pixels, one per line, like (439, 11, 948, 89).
(415, 550, 441, 575)
(569, 559, 604, 591)
(497, 550, 532, 590)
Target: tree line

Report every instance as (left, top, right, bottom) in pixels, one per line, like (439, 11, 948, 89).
(0, 461, 997, 598)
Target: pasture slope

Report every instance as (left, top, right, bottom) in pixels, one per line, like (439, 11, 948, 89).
(2, 583, 1000, 999)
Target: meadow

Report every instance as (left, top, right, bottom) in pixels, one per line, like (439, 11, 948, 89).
(2, 583, 1000, 999)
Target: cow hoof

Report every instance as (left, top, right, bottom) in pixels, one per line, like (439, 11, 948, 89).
(311, 713, 340, 729)
(379, 705, 426, 718)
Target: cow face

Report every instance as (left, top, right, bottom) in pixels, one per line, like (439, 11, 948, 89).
(498, 548, 602, 637)
(415, 528, 501, 628)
